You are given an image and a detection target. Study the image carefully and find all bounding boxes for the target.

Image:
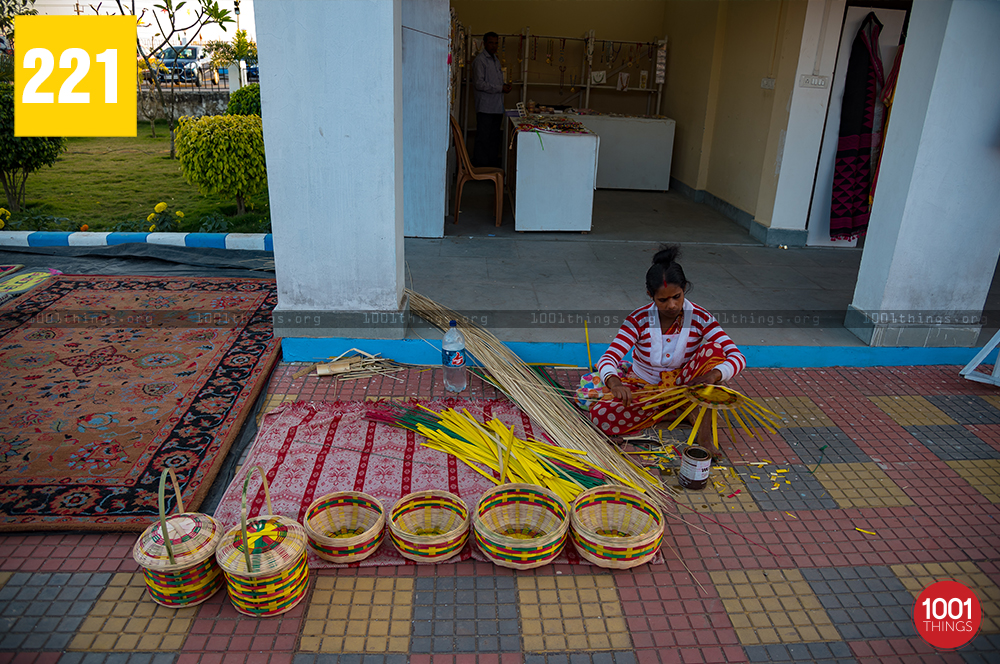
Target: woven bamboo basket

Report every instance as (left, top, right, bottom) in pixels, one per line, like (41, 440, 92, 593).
(388, 490, 470, 563)
(132, 469, 224, 607)
(215, 466, 310, 616)
(473, 483, 570, 570)
(569, 485, 664, 569)
(303, 491, 385, 563)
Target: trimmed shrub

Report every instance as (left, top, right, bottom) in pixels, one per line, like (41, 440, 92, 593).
(175, 114, 266, 216)
(227, 82, 261, 116)
(0, 83, 65, 212)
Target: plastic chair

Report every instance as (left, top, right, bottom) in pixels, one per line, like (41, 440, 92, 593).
(450, 115, 504, 227)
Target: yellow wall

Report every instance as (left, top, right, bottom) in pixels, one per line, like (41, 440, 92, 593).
(659, 0, 722, 189)
(451, 0, 667, 43)
(752, 0, 807, 228)
(705, 0, 785, 216)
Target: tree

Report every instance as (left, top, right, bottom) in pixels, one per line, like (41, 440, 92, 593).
(0, 83, 64, 212)
(102, 0, 233, 155)
(0, 0, 37, 83)
(204, 27, 256, 79)
(174, 114, 266, 216)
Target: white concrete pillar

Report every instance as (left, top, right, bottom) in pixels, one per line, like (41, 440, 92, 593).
(846, 0, 1000, 347)
(402, 0, 449, 238)
(257, 0, 406, 339)
(228, 61, 246, 94)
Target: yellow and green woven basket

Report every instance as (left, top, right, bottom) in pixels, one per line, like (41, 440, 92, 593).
(388, 490, 470, 563)
(215, 465, 310, 616)
(569, 485, 663, 569)
(473, 483, 569, 570)
(303, 491, 385, 563)
(132, 469, 224, 608)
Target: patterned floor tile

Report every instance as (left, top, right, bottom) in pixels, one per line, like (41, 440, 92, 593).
(960, 634, 1000, 662)
(743, 641, 856, 663)
(292, 654, 408, 664)
(57, 655, 177, 664)
(665, 464, 760, 513)
(409, 574, 519, 653)
(903, 425, 1000, 461)
(739, 464, 838, 512)
(890, 561, 1000, 633)
(710, 569, 841, 645)
(518, 575, 631, 652)
(800, 567, 917, 641)
(947, 459, 1000, 502)
(523, 654, 638, 664)
(982, 395, 1000, 414)
(0, 572, 110, 651)
(868, 396, 957, 426)
(925, 395, 1000, 425)
(760, 397, 835, 428)
(300, 576, 412, 653)
(779, 427, 871, 465)
(68, 573, 194, 652)
(810, 463, 915, 509)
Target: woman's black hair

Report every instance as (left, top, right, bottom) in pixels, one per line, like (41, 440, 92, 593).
(645, 244, 691, 296)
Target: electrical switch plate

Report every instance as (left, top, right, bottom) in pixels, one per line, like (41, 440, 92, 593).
(760, 77, 775, 90)
(800, 74, 829, 89)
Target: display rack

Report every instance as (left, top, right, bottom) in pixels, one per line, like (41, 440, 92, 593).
(457, 27, 668, 138)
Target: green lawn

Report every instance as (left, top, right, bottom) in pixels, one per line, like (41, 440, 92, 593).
(12, 120, 269, 233)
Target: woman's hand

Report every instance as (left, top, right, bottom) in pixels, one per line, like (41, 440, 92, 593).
(605, 375, 632, 406)
(687, 369, 723, 386)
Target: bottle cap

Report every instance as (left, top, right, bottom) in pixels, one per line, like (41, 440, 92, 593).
(449, 320, 457, 327)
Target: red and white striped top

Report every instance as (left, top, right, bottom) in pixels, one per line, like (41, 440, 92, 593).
(597, 300, 746, 384)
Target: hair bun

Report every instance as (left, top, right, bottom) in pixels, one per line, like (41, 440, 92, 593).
(651, 244, 680, 266)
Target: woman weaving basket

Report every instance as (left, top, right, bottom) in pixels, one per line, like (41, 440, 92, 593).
(578, 245, 746, 452)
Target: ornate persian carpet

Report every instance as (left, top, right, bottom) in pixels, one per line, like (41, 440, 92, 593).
(213, 400, 662, 568)
(0, 265, 22, 278)
(0, 276, 279, 531)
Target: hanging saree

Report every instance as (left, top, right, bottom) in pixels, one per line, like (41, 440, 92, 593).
(830, 12, 885, 241)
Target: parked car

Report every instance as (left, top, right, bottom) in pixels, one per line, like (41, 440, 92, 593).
(247, 62, 259, 82)
(158, 45, 219, 86)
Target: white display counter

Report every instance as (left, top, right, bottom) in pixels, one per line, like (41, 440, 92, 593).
(570, 114, 676, 191)
(507, 117, 599, 232)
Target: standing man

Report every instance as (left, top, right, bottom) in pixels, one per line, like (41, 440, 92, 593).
(472, 31, 512, 168)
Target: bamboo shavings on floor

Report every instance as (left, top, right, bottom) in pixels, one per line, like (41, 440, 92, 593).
(303, 348, 405, 382)
(367, 403, 628, 505)
(404, 289, 674, 514)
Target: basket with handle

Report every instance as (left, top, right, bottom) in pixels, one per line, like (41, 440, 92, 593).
(303, 491, 385, 563)
(132, 468, 224, 607)
(473, 483, 570, 570)
(215, 465, 310, 616)
(388, 490, 470, 563)
(569, 485, 664, 569)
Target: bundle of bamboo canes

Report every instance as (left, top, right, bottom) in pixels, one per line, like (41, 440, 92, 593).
(404, 289, 675, 514)
(367, 403, 634, 505)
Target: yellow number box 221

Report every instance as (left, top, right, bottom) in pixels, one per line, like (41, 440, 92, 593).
(15, 15, 136, 137)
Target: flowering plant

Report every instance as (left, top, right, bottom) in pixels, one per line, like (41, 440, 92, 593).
(0, 207, 9, 230)
(145, 201, 182, 232)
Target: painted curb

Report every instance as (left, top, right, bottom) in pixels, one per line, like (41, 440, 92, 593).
(0, 231, 273, 251)
(280, 337, 999, 369)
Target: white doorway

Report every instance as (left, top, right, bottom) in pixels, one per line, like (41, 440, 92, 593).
(805, 6, 907, 247)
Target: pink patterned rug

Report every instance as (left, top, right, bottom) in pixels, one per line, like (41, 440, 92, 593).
(213, 399, 633, 568)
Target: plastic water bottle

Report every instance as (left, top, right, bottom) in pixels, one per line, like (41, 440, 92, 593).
(442, 320, 468, 392)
